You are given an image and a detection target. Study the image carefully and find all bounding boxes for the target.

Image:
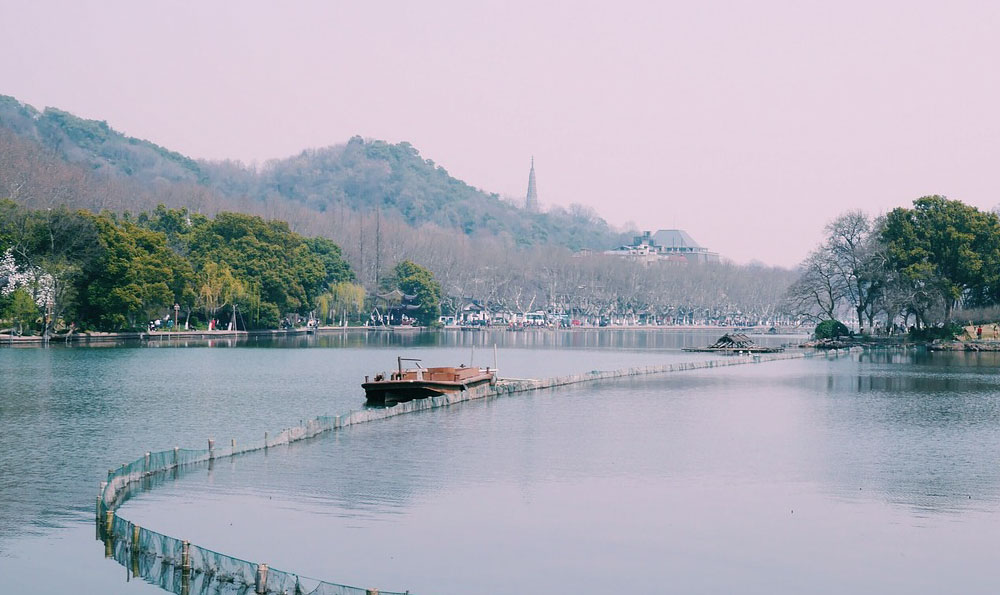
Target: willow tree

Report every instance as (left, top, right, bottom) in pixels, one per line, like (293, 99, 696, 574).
(197, 261, 245, 325)
(317, 281, 365, 325)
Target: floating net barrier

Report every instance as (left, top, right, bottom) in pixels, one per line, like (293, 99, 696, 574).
(97, 349, 844, 594)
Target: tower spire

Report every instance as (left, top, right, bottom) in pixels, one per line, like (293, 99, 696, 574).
(525, 156, 539, 212)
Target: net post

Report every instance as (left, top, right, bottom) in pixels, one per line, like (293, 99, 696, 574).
(132, 523, 140, 548)
(104, 510, 114, 535)
(255, 563, 268, 594)
(173, 446, 179, 467)
(264, 431, 268, 449)
(181, 540, 191, 571)
(366, 589, 379, 595)
(208, 438, 215, 460)
(231, 438, 236, 453)
(144, 451, 150, 473)
(97, 481, 107, 519)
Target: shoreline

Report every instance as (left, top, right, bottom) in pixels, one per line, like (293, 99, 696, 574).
(0, 324, 808, 346)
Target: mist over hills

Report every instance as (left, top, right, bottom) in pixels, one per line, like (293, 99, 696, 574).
(0, 95, 797, 323)
(0, 95, 625, 251)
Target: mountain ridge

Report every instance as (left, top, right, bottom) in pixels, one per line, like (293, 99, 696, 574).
(0, 95, 626, 250)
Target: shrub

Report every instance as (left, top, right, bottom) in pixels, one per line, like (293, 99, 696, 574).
(908, 322, 963, 342)
(814, 319, 850, 339)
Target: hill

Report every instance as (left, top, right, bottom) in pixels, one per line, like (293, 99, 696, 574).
(0, 95, 624, 250)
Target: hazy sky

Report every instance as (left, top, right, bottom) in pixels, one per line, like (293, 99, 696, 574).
(3, 1, 999, 266)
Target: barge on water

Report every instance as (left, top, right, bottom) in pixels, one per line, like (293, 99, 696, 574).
(363, 357, 496, 406)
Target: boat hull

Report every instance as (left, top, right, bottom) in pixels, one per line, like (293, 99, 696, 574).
(363, 376, 495, 406)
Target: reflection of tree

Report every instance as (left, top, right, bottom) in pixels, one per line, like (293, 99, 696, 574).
(812, 351, 1000, 512)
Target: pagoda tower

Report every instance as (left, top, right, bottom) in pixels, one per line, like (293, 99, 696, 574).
(524, 157, 539, 212)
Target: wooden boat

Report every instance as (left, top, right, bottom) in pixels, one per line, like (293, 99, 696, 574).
(363, 357, 496, 406)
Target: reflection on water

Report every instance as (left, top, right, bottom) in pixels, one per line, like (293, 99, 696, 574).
(9, 327, 797, 351)
(117, 350, 1000, 594)
(0, 330, 719, 595)
(5, 338, 1000, 594)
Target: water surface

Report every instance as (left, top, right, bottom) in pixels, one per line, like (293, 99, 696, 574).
(0, 329, 734, 594)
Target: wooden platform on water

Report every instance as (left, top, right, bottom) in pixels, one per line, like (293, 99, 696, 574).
(682, 333, 785, 353)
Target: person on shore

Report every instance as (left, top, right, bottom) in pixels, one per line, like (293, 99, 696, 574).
(977, 326, 983, 340)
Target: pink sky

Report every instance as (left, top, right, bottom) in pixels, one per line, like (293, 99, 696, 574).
(3, 1, 999, 266)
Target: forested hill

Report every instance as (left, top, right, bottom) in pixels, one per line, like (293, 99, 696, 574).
(0, 95, 205, 185)
(0, 95, 625, 250)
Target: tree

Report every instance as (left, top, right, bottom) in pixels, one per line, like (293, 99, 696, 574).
(186, 212, 327, 327)
(79, 215, 195, 330)
(782, 248, 845, 323)
(0, 202, 102, 335)
(825, 211, 883, 328)
(196, 261, 245, 324)
(387, 260, 441, 326)
(1, 287, 38, 334)
(882, 196, 1000, 320)
(317, 281, 366, 325)
(303, 236, 354, 284)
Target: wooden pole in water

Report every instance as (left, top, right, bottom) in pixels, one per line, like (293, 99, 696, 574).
(255, 563, 268, 594)
(181, 540, 191, 571)
(97, 482, 106, 519)
(208, 438, 215, 460)
(264, 431, 268, 449)
(493, 343, 498, 376)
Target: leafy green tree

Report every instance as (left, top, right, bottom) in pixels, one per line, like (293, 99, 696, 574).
(79, 215, 195, 329)
(138, 205, 208, 256)
(1, 288, 39, 334)
(387, 260, 441, 326)
(187, 212, 327, 327)
(882, 196, 1000, 321)
(304, 236, 354, 284)
(0, 201, 102, 334)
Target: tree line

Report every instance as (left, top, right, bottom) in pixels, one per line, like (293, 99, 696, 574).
(783, 195, 1000, 333)
(0, 96, 799, 329)
(0, 202, 362, 334)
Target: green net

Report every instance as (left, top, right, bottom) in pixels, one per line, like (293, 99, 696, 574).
(98, 351, 817, 594)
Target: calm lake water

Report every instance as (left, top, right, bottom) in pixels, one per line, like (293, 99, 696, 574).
(3, 330, 1000, 593)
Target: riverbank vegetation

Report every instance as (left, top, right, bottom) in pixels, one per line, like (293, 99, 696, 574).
(0, 96, 798, 333)
(784, 196, 1000, 334)
(0, 202, 358, 334)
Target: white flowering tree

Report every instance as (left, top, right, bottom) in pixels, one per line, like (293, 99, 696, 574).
(1, 248, 55, 334)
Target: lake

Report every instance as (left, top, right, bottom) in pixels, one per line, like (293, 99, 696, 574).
(2, 330, 999, 593)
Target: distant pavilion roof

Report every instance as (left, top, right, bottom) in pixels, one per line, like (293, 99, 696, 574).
(651, 229, 702, 249)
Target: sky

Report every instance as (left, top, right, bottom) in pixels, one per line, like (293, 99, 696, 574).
(2, 0, 1000, 267)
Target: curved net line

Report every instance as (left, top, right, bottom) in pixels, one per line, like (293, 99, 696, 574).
(98, 351, 823, 594)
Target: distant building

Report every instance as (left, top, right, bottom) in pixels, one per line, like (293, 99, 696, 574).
(524, 157, 540, 212)
(605, 229, 720, 264)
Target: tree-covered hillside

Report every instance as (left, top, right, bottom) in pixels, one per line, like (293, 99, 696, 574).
(0, 95, 205, 185)
(0, 96, 625, 250)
